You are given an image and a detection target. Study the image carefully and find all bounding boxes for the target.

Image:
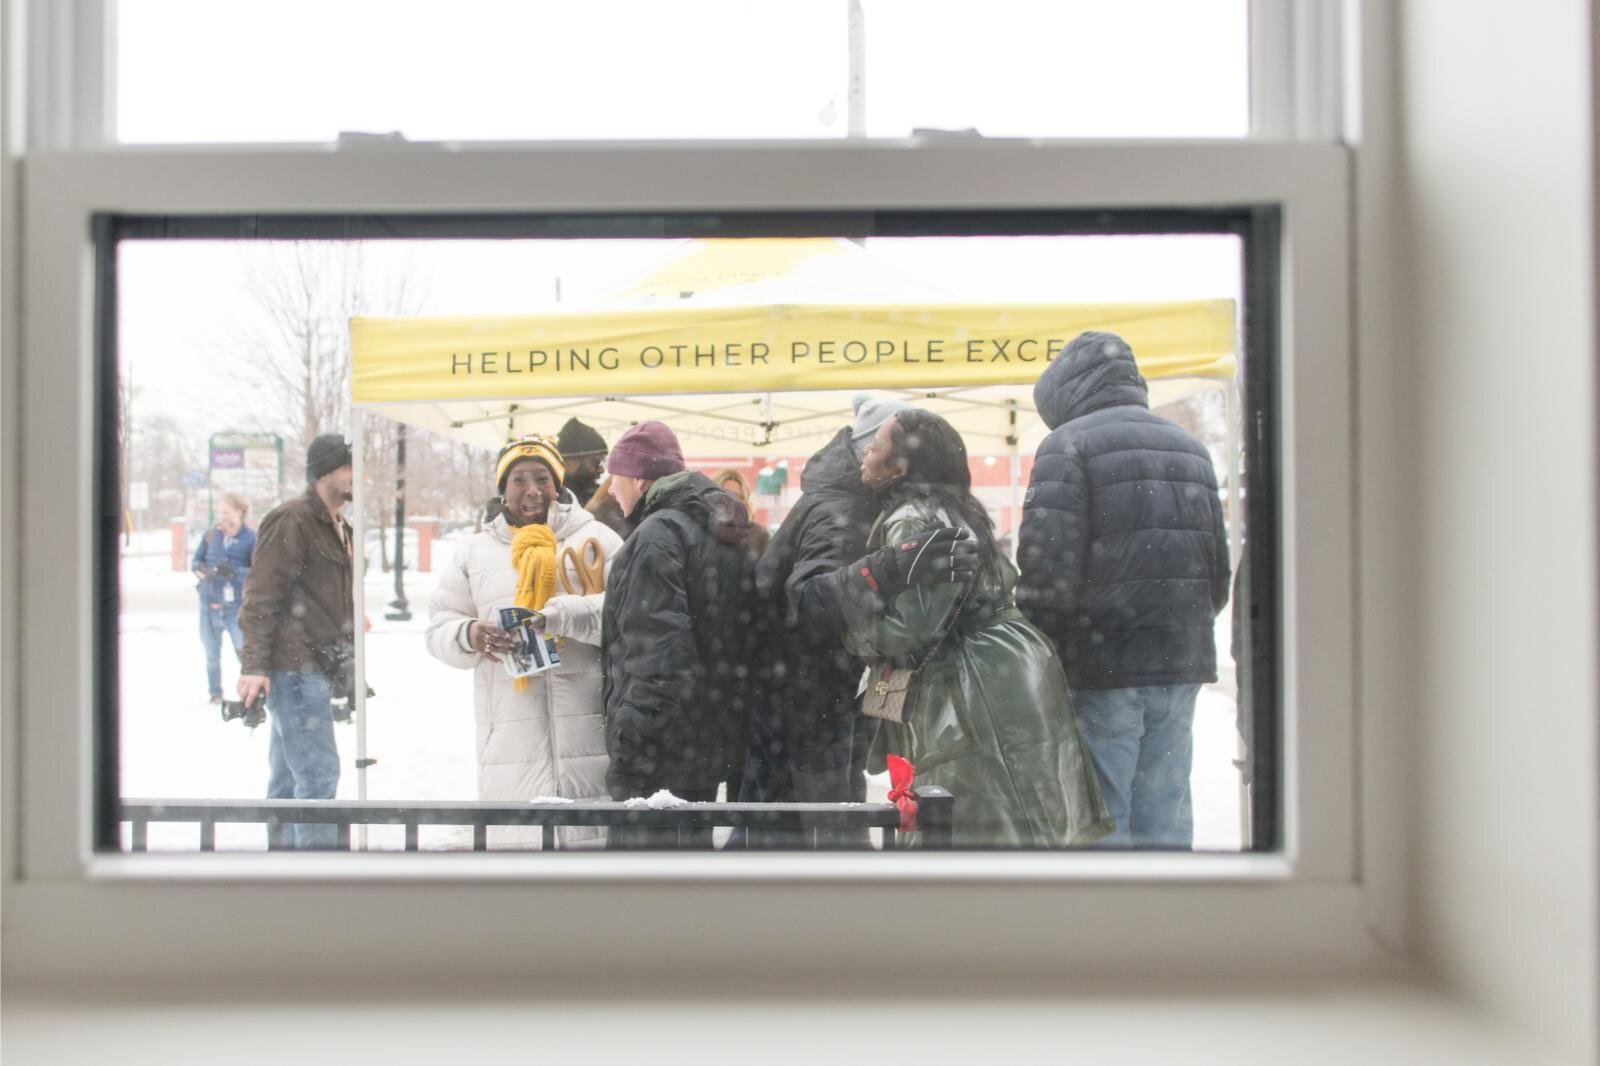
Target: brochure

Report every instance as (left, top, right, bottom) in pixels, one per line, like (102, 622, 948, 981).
(496, 606, 561, 679)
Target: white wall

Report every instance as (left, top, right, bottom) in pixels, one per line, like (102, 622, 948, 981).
(1400, 0, 1599, 1057)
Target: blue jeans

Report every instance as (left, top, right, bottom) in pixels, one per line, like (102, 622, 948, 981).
(198, 601, 244, 698)
(266, 670, 341, 849)
(1072, 684, 1200, 849)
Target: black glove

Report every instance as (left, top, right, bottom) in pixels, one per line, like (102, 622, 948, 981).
(852, 524, 978, 599)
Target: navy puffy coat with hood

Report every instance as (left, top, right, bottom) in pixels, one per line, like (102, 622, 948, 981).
(1016, 331, 1231, 689)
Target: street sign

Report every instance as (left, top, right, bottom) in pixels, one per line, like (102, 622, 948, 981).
(208, 431, 283, 524)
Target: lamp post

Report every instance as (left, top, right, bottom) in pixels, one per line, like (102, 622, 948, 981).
(385, 424, 411, 621)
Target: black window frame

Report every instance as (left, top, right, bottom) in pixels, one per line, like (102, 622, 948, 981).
(93, 205, 1281, 853)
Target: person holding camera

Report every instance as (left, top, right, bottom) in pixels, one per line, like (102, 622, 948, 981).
(236, 434, 356, 850)
(191, 492, 255, 705)
(426, 434, 625, 848)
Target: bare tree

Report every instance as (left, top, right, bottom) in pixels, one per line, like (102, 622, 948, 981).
(216, 242, 501, 558)
(125, 407, 200, 532)
(359, 413, 498, 570)
(224, 242, 425, 460)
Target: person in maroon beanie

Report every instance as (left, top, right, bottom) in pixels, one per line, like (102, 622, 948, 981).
(598, 420, 982, 849)
(599, 421, 759, 846)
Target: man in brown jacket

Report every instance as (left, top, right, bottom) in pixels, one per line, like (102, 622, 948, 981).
(237, 434, 356, 848)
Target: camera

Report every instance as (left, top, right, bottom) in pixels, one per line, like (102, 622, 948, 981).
(220, 691, 266, 729)
(313, 645, 374, 722)
(328, 691, 373, 724)
(201, 562, 236, 580)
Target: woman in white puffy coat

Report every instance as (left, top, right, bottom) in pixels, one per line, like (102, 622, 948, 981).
(425, 436, 624, 848)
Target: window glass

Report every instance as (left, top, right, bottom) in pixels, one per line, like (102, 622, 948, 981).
(114, 1, 848, 143)
(112, 223, 1262, 854)
(113, 1, 1247, 143)
(860, 0, 1249, 138)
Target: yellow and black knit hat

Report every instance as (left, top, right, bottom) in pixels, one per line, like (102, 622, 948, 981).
(495, 435, 565, 494)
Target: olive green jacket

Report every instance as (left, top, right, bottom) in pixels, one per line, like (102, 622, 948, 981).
(845, 496, 1111, 848)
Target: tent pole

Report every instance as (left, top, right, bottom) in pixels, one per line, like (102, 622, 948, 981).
(350, 409, 370, 849)
(1006, 399, 1021, 554)
(1221, 379, 1248, 848)
(1223, 380, 1243, 567)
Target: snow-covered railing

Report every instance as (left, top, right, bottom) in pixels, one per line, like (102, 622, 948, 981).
(118, 791, 955, 851)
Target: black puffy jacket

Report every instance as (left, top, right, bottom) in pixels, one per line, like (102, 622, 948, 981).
(601, 471, 758, 798)
(741, 427, 879, 801)
(1016, 331, 1231, 689)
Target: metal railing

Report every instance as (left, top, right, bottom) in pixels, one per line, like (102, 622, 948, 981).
(118, 789, 954, 851)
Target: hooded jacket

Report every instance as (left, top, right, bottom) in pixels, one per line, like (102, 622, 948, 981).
(1017, 331, 1231, 689)
(601, 470, 758, 798)
(425, 496, 624, 839)
(742, 427, 878, 801)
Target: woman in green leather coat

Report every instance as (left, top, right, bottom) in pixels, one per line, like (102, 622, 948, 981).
(846, 409, 1111, 848)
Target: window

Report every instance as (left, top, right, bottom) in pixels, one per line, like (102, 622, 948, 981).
(7, 0, 1362, 987)
(109, 219, 1267, 854)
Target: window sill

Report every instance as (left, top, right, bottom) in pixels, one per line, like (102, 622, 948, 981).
(7, 975, 1535, 1066)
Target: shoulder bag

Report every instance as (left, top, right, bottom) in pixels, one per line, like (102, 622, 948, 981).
(859, 578, 975, 724)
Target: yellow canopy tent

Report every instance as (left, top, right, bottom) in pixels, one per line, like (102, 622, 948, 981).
(349, 237, 1236, 460)
(352, 296, 1234, 455)
(342, 238, 1241, 808)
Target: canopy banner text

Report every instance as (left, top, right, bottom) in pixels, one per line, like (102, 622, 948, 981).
(351, 300, 1236, 405)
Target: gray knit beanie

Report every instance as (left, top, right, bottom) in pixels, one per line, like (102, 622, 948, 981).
(850, 394, 912, 456)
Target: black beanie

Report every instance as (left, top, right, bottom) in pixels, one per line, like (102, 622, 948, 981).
(305, 433, 352, 485)
(556, 417, 608, 458)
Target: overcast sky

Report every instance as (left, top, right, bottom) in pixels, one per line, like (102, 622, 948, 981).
(112, 1, 1248, 450)
(116, 1, 1247, 143)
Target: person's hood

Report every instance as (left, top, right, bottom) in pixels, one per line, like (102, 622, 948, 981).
(643, 470, 752, 547)
(1034, 331, 1149, 429)
(800, 426, 870, 497)
(488, 489, 594, 544)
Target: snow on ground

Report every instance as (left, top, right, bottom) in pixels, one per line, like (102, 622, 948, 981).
(118, 528, 1244, 852)
(119, 529, 477, 850)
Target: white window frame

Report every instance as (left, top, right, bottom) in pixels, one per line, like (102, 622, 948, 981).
(3, 138, 1360, 972)
(2, 0, 1377, 983)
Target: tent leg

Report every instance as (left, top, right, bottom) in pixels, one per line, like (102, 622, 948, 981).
(1221, 379, 1248, 849)
(1006, 399, 1022, 556)
(1223, 380, 1243, 567)
(350, 410, 370, 850)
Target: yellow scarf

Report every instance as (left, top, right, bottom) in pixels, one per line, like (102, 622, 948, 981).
(510, 523, 558, 692)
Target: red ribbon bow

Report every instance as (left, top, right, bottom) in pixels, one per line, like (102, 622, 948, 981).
(885, 754, 918, 833)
